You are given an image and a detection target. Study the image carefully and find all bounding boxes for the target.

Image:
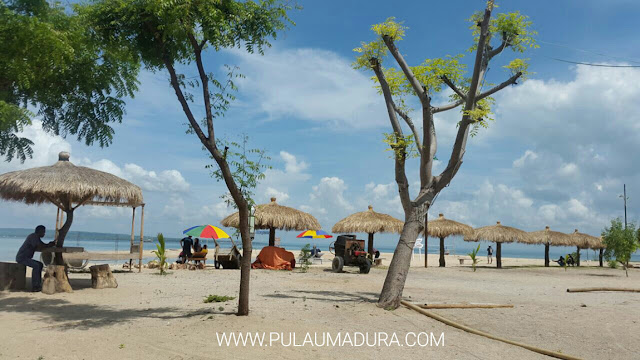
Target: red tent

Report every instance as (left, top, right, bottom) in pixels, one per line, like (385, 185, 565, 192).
(252, 246, 296, 270)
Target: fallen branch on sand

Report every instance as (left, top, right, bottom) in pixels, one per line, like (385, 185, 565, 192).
(567, 287, 640, 293)
(401, 300, 582, 360)
(420, 303, 513, 309)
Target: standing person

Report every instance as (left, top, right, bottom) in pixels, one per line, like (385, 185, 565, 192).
(179, 235, 194, 263)
(16, 225, 55, 292)
(487, 245, 493, 264)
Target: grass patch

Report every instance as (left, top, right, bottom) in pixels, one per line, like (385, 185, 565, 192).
(204, 294, 235, 303)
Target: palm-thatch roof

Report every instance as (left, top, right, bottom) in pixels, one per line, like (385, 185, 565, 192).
(568, 229, 600, 248)
(464, 221, 532, 243)
(590, 236, 606, 250)
(425, 213, 473, 238)
(332, 205, 403, 234)
(0, 152, 143, 208)
(526, 226, 572, 246)
(221, 197, 320, 231)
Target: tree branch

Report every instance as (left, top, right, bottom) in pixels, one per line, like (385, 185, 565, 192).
(488, 38, 508, 60)
(432, 99, 465, 113)
(440, 75, 466, 101)
(370, 58, 412, 213)
(381, 35, 429, 105)
(186, 31, 215, 147)
(477, 72, 522, 101)
(391, 102, 422, 155)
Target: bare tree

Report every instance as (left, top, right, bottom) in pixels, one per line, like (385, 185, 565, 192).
(353, 1, 536, 309)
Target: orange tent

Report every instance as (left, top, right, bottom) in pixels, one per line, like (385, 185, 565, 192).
(252, 246, 296, 270)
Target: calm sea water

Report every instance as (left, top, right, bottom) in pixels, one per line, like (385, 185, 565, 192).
(1, 228, 638, 263)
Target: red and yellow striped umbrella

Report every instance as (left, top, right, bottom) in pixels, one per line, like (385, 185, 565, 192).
(183, 225, 230, 239)
(296, 230, 333, 239)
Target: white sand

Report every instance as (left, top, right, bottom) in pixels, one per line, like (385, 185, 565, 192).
(1, 253, 638, 360)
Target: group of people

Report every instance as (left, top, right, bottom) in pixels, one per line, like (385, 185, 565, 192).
(555, 254, 576, 267)
(177, 235, 208, 264)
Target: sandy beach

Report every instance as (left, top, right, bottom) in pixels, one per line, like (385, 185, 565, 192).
(1, 251, 639, 360)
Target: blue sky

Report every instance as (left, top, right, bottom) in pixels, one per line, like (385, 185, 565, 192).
(2, 0, 640, 250)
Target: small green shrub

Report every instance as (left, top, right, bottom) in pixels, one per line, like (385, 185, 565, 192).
(468, 244, 481, 272)
(204, 295, 235, 303)
(152, 233, 168, 275)
(607, 260, 618, 269)
(299, 243, 312, 273)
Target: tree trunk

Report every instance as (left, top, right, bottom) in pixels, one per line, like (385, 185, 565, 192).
(89, 264, 118, 289)
(439, 237, 445, 267)
(42, 265, 72, 294)
(378, 215, 423, 309)
(368, 233, 374, 258)
(576, 246, 581, 266)
(268, 227, 275, 247)
(54, 209, 74, 266)
(599, 249, 603, 267)
(496, 242, 502, 268)
(237, 204, 252, 316)
(544, 243, 550, 267)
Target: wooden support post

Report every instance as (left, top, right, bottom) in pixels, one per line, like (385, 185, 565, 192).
(576, 246, 581, 267)
(496, 242, 502, 268)
(599, 249, 603, 267)
(544, 243, 550, 267)
(368, 233, 374, 258)
(130, 207, 136, 272)
(139, 204, 145, 272)
(439, 237, 446, 267)
(424, 215, 428, 268)
(269, 227, 275, 247)
(54, 208, 60, 243)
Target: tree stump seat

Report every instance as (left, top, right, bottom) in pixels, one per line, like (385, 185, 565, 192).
(42, 265, 73, 294)
(89, 264, 118, 289)
(0, 262, 26, 291)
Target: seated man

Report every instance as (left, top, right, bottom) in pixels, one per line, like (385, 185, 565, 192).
(555, 256, 565, 267)
(310, 245, 322, 258)
(567, 254, 575, 266)
(16, 225, 55, 292)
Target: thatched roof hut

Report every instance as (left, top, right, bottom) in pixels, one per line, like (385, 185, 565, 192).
(528, 226, 573, 267)
(332, 205, 403, 257)
(0, 152, 145, 268)
(464, 221, 532, 268)
(0, 152, 143, 207)
(221, 197, 321, 247)
(569, 229, 601, 266)
(425, 213, 473, 267)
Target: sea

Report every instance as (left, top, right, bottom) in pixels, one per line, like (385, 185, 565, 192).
(1, 228, 638, 264)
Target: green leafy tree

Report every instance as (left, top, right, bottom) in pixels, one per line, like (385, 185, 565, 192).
(81, 0, 294, 316)
(353, 1, 536, 309)
(602, 218, 638, 277)
(153, 233, 168, 275)
(0, 0, 139, 162)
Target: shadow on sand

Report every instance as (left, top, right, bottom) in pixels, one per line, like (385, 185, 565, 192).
(262, 289, 378, 303)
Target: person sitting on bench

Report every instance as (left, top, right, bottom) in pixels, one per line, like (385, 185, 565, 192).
(310, 245, 322, 258)
(16, 225, 55, 292)
(554, 256, 566, 267)
(567, 254, 576, 266)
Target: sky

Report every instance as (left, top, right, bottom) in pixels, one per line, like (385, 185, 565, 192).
(2, 0, 640, 250)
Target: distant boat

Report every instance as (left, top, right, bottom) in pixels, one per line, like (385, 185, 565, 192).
(143, 238, 154, 243)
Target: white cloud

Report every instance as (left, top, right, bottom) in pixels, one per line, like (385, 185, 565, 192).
(306, 177, 354, 218)
(258, 151, 311, 203)
(0, 120, 71, 173)
(264, 187, 290, 203)
(280, 151, 308, 174)
(227, 47, 388, 129)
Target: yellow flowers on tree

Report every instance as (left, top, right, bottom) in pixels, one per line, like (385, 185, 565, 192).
(353, 1, 537, 309)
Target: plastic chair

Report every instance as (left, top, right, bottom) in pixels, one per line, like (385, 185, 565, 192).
(413, 238, 424, 262)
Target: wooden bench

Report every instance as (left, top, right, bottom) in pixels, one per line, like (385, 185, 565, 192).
(186, 253, 207, 266)
(0, 262, 26, 291)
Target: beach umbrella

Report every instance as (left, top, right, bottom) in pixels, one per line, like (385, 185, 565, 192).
(0, 152, 143, 265)
(423, 213, 473, 267)
(464, 221, 532, 268)
(332, 205, 403, 258)
(183, 225, 230, 239)
(296, 230, 333, 239)
(568, 229, 600, 266)
(221, 197, 320, 247)
(527, 226, 572, 267)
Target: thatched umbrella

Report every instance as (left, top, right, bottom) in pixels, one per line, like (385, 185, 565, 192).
(568, 229, 600, 266)
(424, 213, 473, 267)
(332, 205, 403, 258)
(221, 197, 320, 247)
(527, 226, 572, 267)
(464, 221, 532, 268)
(0, 152, 143, 264)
